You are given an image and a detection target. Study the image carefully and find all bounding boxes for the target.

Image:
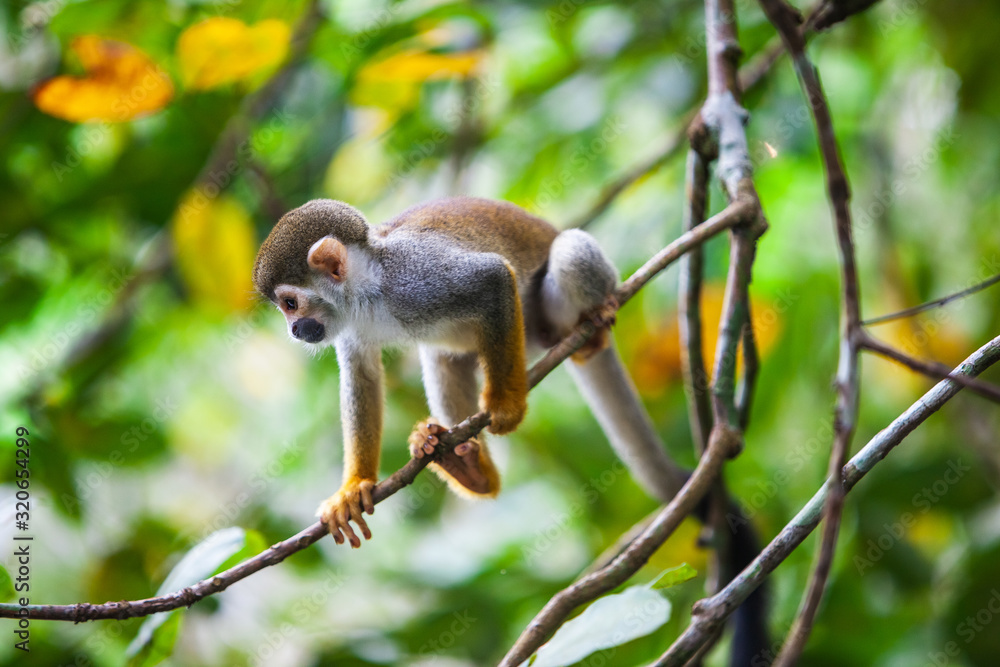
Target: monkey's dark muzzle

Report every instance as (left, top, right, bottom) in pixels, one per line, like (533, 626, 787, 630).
(292, 317, 325, 343)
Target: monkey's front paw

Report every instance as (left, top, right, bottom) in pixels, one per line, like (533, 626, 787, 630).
(485, 396, 527, 435)
(572, 296, 618, 362)
(316, 478, 376, 548)
(408, 418, 446, 459)
(590, 295, 619, 329)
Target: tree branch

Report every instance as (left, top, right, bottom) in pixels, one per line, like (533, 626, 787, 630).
(569, 1, 828, 231)
(654, 333, 1000, 665)
(861, 333, 1000, 403)
(862, 271, 1000, 326)
(679, 149, 713, 452)
(736, 314, 759, 430)
(497, 425, 744, 667)
(753, 1, 862, 662)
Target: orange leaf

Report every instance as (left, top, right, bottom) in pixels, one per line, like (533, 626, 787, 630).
(177, 17, 290, 90)
(630, 283, 786, 397)
(33, 36, 173, 122)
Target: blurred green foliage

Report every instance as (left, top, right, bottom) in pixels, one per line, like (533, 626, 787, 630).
(1, 0, 999, 665)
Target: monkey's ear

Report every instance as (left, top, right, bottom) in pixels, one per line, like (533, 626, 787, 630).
(308, 237, 347, 282)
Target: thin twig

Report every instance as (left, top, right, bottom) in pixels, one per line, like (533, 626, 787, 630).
(676, 4, 770, 665)
(570, 116, 692, 229)
(736, 314, 759, 430)
(699, 0, 768, 429)
(754, 1, 861, 663)
(569, 2, 828, 231)
(679, 149, 714, 452)
(862, 271, 1000, 326)
(616, 201, 755, 304)
(654, 334, 1000, 665)
(0, 456, 429, 622)
(498, 425, 744, 667)
(861, 333, 1000, 403)
(711, 225, 758, 428)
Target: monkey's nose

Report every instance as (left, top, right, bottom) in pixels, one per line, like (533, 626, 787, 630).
(292, 317, 325, 343)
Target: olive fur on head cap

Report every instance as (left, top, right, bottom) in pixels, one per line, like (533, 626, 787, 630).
(252, 199, 370, 301)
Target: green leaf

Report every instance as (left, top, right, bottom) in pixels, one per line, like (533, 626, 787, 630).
(126, 610, 182, 667)
(218, 529, 268, 572)
(126, 527, 249, 665)
(651, 562, 698, 589)
(527, 585, 671, 667)
(0, 565, 14, 602)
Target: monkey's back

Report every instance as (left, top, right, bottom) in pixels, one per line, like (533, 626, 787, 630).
(376, 197, 559, 280)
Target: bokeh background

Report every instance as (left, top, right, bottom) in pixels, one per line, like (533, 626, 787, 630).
(1, 0, 999, 665)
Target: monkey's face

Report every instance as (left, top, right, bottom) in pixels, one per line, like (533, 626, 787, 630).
(272, 284, 334, 345)
(269, 235, 356, 346)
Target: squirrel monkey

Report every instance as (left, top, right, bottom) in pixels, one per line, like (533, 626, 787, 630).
(252, 196, 688, 547)
(253, 196, 767, 664)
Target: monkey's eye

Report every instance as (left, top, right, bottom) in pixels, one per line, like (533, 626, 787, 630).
(284, 298, 297, 311)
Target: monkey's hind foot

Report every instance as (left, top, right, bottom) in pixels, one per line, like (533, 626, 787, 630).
(408, 418, 496, 495)
(572, 295, 618, 362)
(317, 477, 375, 548)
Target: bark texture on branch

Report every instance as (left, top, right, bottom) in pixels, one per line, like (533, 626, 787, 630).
(654, 334, 1000, 665)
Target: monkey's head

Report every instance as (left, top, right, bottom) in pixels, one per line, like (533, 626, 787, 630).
(253, 199, 371, 346)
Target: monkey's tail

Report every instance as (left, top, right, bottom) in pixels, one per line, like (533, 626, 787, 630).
(711, 498, 770, 667)
(565, 343, 688, 502)
(567, 343, 768, 666)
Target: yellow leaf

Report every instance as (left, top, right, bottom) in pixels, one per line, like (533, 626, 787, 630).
(172, 190, 256, 312)
(359, 49, 482, 83)
(177, 17, 290, 91)
(352, 49, 482, 112)
(646, 518, 709, 573)
(32, 36, 173, 122)
(907, 510, 955, 558)
(324, 134, 393, 203)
